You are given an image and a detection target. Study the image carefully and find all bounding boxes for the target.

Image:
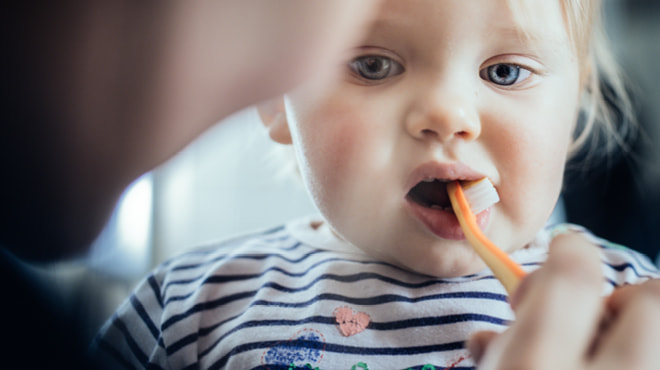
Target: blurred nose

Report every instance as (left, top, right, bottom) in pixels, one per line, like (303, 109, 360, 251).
(405, 83, 481, 144)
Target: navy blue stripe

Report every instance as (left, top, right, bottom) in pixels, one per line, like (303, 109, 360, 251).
(547, 226, 657, 275)
(165, 286, 254, 306)
(604, 261, 658, 280)
(606, 261, 641, 273)
(161, 291, 256, 330)
(163, 273, 497, 306)
(161, 247, 520, 295)
(370, 314, 508, 330)
(162, 256, 396, 294)
(627, 251, 659, 274)
(259, 224, 287, 235)
(166, 332, 198, 356)
(522, 250, 658, 280)
(110, 314, 149, 366)
(164, 271, 501, 306)
(276, 239, 305, 250)
(163, 274, 205, 294)
(166, 291, 506, 357)
(605, 277, 620, 290)
(165, 332, 200, 356)
(162, 288, 505, 339)
(599, 243, 659, 275)
(196, 316, 333, 358)
(254, 290, 507, 308)
(160, 249, 218, 269)
(197, 313, 505, 359)
(162, 286, 505, 331)
(222, 270, 493, 289)
(96, 338, 138, 370)
(169, 245, 319, 272)
(159, 224, 287, 268)
(206, 339, 466, 369)
(130, 294, 160, 341)
(166, 312, 243, 355)
(147, 275, 164, 309)
(162, 252, 504, 296)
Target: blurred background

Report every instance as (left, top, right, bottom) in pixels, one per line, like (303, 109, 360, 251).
(562, 0, 660, 263)
(29, 108, 319, 343)
(26, 0, 660, 345)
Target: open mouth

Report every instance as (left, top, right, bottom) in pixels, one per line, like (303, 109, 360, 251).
(404, 163, 491, 240)
(406, 178, 454, 212)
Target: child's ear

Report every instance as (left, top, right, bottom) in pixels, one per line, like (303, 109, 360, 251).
(256, 97, 292, 145)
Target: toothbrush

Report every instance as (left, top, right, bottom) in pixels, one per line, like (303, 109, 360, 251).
(447, 178, 526, 296)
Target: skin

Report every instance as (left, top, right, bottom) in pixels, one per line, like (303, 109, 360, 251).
(468, 234, 660, 370)
(3, 0, 657, 368)
(0, 0, 381, 261)
(261, 0, 582, 277)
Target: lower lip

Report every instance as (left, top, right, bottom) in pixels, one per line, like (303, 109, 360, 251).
(405, 198, 492, 240)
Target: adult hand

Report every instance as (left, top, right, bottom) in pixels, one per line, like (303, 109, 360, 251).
(468, 233, 660, 370)
(1, 0, 382, 260)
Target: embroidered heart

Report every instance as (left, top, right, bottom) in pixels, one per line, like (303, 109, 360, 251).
(261, 329, 326, 367)
(333, 306, 371, 337)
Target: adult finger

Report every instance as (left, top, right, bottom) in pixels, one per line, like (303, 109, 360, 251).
(591, 280, 660, 370)
(478, 233, 604, 370)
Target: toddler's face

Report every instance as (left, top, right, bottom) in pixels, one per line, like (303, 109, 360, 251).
(269, 0, 582, 277)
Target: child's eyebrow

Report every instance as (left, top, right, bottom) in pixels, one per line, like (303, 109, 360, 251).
(368, 18, 411, 34)
(492, 25, 539, 42)
(492, 25, 566, 49)
(358, 17, 414, 47)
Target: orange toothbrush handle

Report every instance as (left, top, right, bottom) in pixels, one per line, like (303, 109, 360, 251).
(448, 181, 526, 296)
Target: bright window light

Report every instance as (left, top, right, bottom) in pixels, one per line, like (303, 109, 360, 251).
(117, 174, 153, 260)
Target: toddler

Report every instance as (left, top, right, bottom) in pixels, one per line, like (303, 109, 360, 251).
(93, 1, 660, 369)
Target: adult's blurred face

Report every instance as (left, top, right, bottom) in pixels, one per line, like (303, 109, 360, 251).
(0, 0, 381, 261)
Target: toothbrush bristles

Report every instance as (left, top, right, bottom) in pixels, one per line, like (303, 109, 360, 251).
(462, 178, 500, 215)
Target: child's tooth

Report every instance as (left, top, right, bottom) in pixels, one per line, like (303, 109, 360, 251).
(422, 178, 435, 182)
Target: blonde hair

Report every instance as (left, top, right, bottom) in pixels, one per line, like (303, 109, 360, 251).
(575, 1, 636, 162)
(510, 0, 637, 164)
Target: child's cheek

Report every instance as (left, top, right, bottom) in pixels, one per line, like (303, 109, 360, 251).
(487, 115, 570, 247)
(292, 104, 379, 216)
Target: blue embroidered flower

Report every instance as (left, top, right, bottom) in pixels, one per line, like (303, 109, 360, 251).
(263, 330, 325, 366)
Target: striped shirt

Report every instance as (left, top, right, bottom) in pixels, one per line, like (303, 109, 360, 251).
(92, 216, 660, 370)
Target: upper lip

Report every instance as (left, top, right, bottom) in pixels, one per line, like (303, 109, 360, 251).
(405, 161, 487, 193)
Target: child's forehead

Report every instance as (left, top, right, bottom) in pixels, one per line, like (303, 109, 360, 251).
(370, 0, 571, 50)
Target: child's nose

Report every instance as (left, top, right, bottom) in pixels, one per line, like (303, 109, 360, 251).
(405, 93, 481, 144)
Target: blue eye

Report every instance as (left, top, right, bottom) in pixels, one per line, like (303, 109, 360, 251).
(349, 55, 403, 81)
(481, 63, 531, 86)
